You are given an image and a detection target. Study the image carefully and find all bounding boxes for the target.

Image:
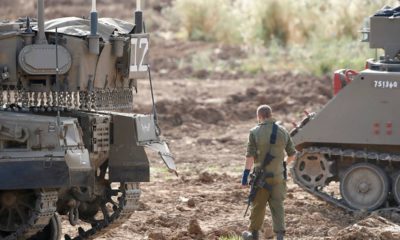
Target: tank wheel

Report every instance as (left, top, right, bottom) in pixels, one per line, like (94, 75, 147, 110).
(0, 190, 35, 233)
(340, 163, 389, 211)
(392, 171, 400, 205)
(293, 152, 333, 189)
(28, 213, 62, 240)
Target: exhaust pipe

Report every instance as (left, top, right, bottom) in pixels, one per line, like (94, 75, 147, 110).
(36, 0, 48, 44)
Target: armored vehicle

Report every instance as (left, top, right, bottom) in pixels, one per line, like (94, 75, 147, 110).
(291, 5, 400, 212)
(0, 0, 176, 239)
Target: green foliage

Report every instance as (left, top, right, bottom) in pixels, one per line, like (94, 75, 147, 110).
(259, 0, 291, 46)
(302, 38, 374, 76)
(173, 0, 241, 43)
(170, 0, 398, 75)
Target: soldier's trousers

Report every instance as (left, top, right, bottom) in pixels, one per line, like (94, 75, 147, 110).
(249, 181, 286, 233)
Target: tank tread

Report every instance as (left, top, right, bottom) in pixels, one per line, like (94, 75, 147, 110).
(4, 189, 58, 240)
(65, 183, 141, 240)
(292, 147, 400, 213)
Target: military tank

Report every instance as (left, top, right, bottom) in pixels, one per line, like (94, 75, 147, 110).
(0, 0, 176, 239)
(291, 5, 400, 212)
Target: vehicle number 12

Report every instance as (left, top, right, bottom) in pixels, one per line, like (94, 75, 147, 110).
(374, 80, 398, 89)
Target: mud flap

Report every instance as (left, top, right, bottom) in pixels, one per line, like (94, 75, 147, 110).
(109, 113, 150, 182)
(143, 141, 177, 176)
(134, 114, 177, 175)
(108, 113, 176, 182)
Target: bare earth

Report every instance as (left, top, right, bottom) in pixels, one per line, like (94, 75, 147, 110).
(3, 1, 400, 239)
(66, 74, 400, 240)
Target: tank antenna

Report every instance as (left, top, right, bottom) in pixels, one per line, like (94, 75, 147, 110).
(36, 0, 47, 44)
(137, 0, 141, 11)
(90, 0, 98, 36)
(135, 0, 143, 33)
(55, 27, 61, 121)
(55, 27, 60, 92)
(88, 0, 100, 55)
(91, 0, 96, 12)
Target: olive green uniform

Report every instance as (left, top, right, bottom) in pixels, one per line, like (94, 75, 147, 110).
(246, 119, 296, 233)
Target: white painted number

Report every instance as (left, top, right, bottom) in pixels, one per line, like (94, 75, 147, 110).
(374, 80, 398, 89)
(130, 37, 149, 72)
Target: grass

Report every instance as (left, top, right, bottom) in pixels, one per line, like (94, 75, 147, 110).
(168, 0, 398, 76)
(172, 0, 242, 43)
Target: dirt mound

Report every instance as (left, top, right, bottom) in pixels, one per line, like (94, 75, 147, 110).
(192, 107, 225, 124)
(335, 215, 400, 240)
(197, 171, 215, 183)
(188, 219, 203, 236)
(226, 72, 331, 118)
(149, 73, 331, 129)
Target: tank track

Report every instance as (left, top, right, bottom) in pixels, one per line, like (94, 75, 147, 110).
(0, 87, 134, 111)
(292, 146, 400, 213)
(65, 183, 141, 240)
(3, 189, 58, 240)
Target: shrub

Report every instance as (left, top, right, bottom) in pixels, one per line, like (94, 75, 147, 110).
(172, 0, 241, 43)
(171, 0, 399, 75)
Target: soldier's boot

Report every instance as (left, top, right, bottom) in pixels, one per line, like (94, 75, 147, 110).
(276, 232, 284, 240)
(242, 230, 259, 240)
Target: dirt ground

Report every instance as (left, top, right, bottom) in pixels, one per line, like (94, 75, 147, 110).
(2, 1, 400, 239)
(62, 74, 400, 240)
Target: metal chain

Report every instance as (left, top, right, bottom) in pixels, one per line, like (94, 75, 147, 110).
(66, 92, 72, 109)
(51, 91, 57, 110)
(6, 85, 11, 109)
(0, 88, 135, 112)
(45, 92, 51, 108)
(0, 86, 4, 109)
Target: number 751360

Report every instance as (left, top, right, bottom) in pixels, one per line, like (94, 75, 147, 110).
(374, 80, 398, 89)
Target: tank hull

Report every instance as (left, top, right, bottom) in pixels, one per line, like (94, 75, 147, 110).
(291, 69, 400, 211)
(0, 1, 172, 238)
(293, 69, 400, 149)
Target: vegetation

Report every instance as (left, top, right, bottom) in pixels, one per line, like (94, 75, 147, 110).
(170, 0, 398, 76)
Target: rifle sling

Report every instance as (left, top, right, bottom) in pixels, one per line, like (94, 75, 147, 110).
(260, 122, 278, 170)
(253, 123, 279, 193)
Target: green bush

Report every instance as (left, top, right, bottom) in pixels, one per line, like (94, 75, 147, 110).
(173, 0, 241, 43)
(171, 0, 399, 75)
(260, 0, 291, 46)
(173, 0, 398, 44)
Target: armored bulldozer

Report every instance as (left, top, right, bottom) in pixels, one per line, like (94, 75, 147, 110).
(290, 5, 400, 212)
(0, 0, 176, 239)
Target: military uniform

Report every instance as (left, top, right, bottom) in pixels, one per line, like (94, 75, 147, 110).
(246, 119, 296, 234)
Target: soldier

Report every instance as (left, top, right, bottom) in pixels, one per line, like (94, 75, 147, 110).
(241, 105, 296, 240)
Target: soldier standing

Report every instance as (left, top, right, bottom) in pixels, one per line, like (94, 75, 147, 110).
(241, 105, 296, 240)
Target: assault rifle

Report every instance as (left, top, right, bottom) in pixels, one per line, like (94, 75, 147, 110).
(243, 153, 275, 217)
